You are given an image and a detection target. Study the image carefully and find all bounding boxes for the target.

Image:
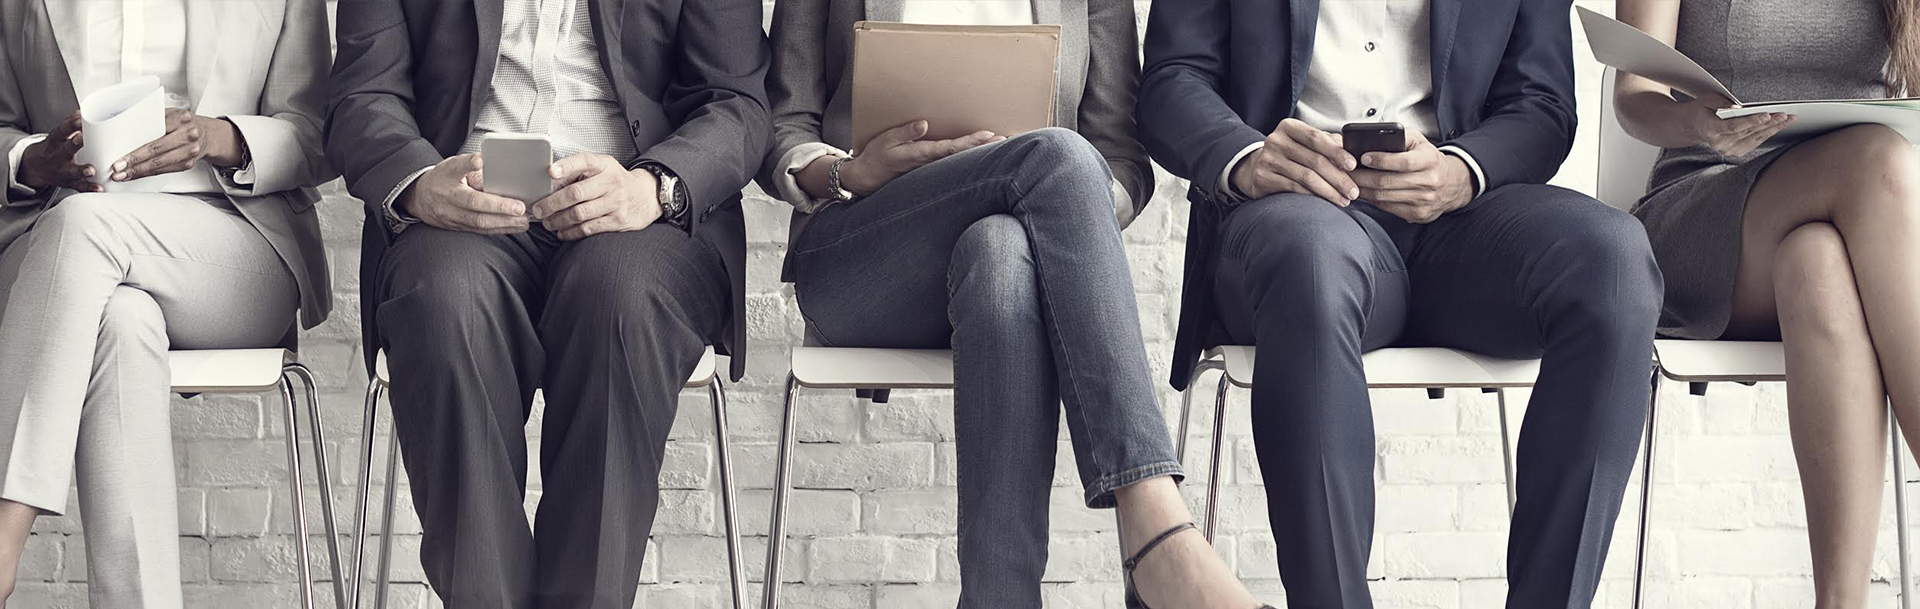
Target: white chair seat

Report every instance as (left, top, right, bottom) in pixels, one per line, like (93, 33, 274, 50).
(373, 347, 720, 387)
(790, 347, 955, 389)
(1652, 339, 1785, 382)
(1216, 345, 1543, 390)
(169, 348, 292, 393)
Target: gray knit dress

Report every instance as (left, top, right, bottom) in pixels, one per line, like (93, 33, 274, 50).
(1634, 0, 1892, 338)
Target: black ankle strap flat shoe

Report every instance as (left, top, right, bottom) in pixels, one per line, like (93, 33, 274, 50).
(1120, 522, 1277, 609)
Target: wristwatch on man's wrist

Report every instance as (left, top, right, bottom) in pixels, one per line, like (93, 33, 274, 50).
(639, 161, 690, 229)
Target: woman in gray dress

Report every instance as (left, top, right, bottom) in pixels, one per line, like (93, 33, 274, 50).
(1616, 0, 1918, 604)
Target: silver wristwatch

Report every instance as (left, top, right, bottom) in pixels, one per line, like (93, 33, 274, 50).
(639, 162, 689, 228)
(826, 156, 858, 203)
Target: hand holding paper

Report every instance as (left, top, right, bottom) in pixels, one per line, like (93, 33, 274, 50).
(109, 108, 245, 183)
(15, 112, 97, 193)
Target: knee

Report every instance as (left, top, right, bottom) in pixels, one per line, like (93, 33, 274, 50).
(34, 194, 122, 239)
(97, 288, 166, 356)
(949, 216, 1039, 315)
(1231, 198, 1376, 300)
(1540, 207, 1663, 332)
(1828, 125, 1920, 208)
(379, 230, 519, 336)
(1773, 222, 1866, 339)
(1007, 128, 1111, 187)
(546, 237, 685, 331)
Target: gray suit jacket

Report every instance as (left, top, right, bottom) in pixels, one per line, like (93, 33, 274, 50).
(0, 0, 335, 330)
(760, 0, 1153, 247)
(325, 0, 771, 379)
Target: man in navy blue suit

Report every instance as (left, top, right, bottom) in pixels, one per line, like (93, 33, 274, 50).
(1138, 1, 1662, 606)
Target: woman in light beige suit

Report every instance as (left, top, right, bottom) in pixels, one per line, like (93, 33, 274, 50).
(0, 0, 332, 607)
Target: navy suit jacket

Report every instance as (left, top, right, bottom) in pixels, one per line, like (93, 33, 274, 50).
(325, 0, 772, 380)
(1138, 0, 1580, 389)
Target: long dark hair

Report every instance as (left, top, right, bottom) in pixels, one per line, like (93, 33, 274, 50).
(1890, 0, 1920, 94)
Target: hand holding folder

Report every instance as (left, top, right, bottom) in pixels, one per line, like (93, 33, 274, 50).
(850, 21, 1062, 153)
(1577, 6, 1920, 143)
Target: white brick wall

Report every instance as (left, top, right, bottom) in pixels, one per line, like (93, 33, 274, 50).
(11, 2, 1913, 607)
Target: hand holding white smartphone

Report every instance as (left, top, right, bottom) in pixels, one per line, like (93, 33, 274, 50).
(480, 133, 556, 218)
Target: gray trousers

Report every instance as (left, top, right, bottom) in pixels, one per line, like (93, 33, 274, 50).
(1212, 187, 1663, 609)
(787, 129, 1183, 608)
(375, 223, 728, 609)
(0, 193, 297, 609)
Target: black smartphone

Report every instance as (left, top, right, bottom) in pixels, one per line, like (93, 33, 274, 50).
(1342, 122, 1407, 161)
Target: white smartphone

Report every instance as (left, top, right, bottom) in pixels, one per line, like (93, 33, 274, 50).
(480, 133, 555, 216)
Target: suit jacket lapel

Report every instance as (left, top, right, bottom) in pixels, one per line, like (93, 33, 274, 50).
(39, 0, 88, 96)
(866, 0, 903, 22)
(1288, 0, 1319, 101)
(185, 0, 221, 110)
(1031, 0, 1061, 24)
(1429, 0, 1461, 106)
(472, 0, 505, 123)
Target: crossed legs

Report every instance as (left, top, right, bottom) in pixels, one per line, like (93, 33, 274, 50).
(1723, 124, 1920, 609)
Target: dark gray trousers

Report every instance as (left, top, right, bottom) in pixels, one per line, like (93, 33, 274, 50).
(376, 224, 729, 609)
(1212, 186, 1662, 609)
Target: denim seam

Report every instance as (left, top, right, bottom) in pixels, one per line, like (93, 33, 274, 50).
(1083, 461, 1184, 508)
(787, 177, 1016, 257)
(1004, 171, 1108, 486)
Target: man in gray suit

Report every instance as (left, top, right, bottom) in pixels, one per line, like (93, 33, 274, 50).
(325, 0, 769, 606)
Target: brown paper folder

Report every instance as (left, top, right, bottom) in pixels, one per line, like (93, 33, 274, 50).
(851, 21, 1062, 153)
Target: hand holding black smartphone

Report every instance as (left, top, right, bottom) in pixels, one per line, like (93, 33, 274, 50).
(1342, 122, 1407, 164)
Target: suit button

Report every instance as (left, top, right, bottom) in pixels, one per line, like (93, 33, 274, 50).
(1448, 129, 1461, 138)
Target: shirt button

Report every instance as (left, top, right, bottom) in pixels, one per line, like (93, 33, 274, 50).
(1366, 108, 1378, 117)
(1365, 41, 1377, 52)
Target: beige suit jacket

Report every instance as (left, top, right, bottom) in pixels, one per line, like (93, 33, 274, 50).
(0, 0, 334, 329)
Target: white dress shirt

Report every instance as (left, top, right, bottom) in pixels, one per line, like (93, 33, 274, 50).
(770, 2, 1037, 210)
(7, 0, 226, 195)
(385, 0, 633, 231)
(1219, 1, 1486, 199)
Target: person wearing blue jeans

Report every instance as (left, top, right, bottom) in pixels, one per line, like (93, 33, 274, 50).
(1138, 0, 1664, 607)
(762, 1, 1271, 607)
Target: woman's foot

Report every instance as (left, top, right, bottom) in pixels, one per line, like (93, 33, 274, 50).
(0, 500, 40, 608)
(1116, 478, 1265, 609)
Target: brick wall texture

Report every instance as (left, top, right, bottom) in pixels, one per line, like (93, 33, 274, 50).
(9, 2, 1914, 608)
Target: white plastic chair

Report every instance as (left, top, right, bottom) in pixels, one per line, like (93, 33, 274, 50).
(1597, 67, 1914, 608)
(345, 347, 746, 609)
(1179, 346, 1543, 541)
(763, 346, 955, 609)
(168, 349, 343, 609)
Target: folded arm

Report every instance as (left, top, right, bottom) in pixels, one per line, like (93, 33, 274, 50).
(1440, 0, 1580, 190)
(323, 0, 445, 219)
(635, 0, 773, 235)
(1137, 0, 1265, 203)
(1083, 0, 1155, 226)
(221, 0, 335, 196)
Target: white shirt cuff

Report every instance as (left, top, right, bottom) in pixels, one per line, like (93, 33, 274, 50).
(7, 135, 48, 195)
(775, 142, 848, 210)
(1217, 142, 1264, 201)
(382, 165, 436, 234)
(1111, 178, 1135, 229)
(1437, 145, 1488, 197)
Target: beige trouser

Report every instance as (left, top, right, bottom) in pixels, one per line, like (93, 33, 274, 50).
(0, 193, 297, 609)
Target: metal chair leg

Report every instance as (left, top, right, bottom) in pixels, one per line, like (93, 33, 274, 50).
(350, 381, 384, 609)
(763, 374, 801, 609)
(285, 364, 346, 608)
(711, 380, 747, 609)
(279, 374, 318, 609)
(1893, 412, 1913, 609)
(373, 424, 400, 609)
(1202, 371, 1230, 543)
(1496, 389, 1517, 518)
(1632, 368, 1662, 609)
(1177, 360, 1225, 469)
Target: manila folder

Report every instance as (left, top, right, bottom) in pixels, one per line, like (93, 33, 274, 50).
(851, 21, 1061, 153)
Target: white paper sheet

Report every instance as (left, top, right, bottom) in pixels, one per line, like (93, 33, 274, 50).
(77, 77, 167, 193)
(1718, 103, 1920, 142)
(1577, 6, 1741, 104)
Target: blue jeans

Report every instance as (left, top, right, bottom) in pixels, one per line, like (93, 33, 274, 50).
(788, 129, 1182, 608)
